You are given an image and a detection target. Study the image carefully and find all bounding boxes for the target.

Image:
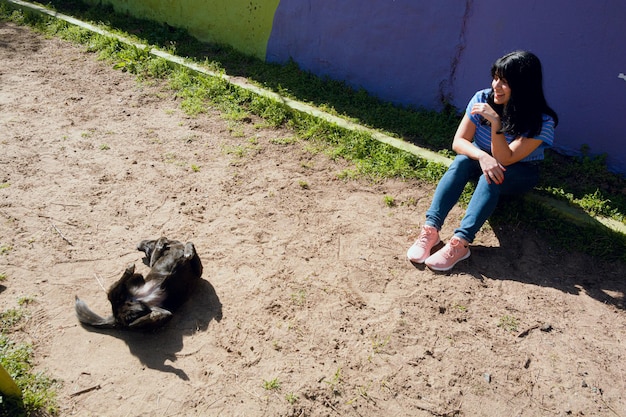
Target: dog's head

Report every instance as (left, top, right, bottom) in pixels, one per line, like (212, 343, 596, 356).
(137, 237, 202, 279)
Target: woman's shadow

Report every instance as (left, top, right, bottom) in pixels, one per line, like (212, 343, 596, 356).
(410, 198, 626, 310)
(82, 278, 222, 380)
(464, 216, 626, 310)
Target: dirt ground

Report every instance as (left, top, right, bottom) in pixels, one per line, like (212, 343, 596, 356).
(1, 21, 626, 417)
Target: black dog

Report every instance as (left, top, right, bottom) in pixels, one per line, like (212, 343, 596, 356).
(75, 237, 203, 330)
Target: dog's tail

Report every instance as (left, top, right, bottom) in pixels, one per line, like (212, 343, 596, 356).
(74, 296, 117, 328)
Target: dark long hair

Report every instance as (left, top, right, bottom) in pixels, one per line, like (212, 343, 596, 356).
(488, 51, 558, 138)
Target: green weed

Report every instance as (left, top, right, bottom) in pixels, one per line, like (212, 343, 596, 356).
(324, 368, 343, 395)
(269, 136, 298, 145)
(262, 377, 281, 391)
(0, 304, 59, 416)
(383, 195, 396, 207)
(290, 289, 306, 306)
(497, 315, 519, 332)
(285, 392, 298, 404)
(371, 335, 391, 354)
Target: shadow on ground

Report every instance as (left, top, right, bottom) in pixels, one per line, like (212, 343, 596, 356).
(466, 224, 626, 310)
(79, 279, 222, 380)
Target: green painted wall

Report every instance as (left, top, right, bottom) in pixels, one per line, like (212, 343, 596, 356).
(84, 0, 280, 59)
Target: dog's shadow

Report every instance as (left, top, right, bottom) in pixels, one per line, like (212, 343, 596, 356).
(84, 278, 222, 380)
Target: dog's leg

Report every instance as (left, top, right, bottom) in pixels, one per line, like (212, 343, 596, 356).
(127, 306, 173, 329)
(183, 242, 196, 259)
(123, 263, 135, 276)
(184, 242, 203, 278)
(149, 237, 169, 267)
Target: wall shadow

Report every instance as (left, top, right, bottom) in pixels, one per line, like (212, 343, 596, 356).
(80, 278, 222, 380)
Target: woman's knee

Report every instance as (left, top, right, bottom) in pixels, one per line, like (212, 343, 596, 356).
(447, 154, 478, 176)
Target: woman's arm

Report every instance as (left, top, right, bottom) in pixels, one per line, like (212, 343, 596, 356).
(452, 115, 483, 158)
(491, 132, 542, 166)
(452, 114, 506, 185)
(470, 103, 542, 166)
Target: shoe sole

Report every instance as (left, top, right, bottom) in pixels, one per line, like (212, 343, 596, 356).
(407, 239, 441, 264)
(425, 249, 471, 272)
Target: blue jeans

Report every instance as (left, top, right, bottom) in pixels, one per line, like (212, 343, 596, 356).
(425, 154, 539, 243)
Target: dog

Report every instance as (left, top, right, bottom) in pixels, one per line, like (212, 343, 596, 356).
(75, 237, 203, 330)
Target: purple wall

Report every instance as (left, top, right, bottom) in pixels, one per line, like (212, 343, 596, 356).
(267, 0, 626, 175)
(266, 1, 466, 110)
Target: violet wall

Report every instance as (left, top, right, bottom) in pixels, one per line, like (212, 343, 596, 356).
(266, 0, 626, 174)
(86, 0, 626, 174)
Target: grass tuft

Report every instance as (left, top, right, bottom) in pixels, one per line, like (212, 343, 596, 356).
(0, 304, 59, 416)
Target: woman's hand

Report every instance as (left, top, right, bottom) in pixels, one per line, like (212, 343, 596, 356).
(471, 103, 500, 126)
(478, 153, 506, 185)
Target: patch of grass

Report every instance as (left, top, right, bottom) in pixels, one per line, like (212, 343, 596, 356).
(0, 182, 10, 190)
(2, 1, 625, 260)
(0, 308, 24, 330)
(0, 303, 59, 416)
(290, 289, 306, 306)
(0, 273, 6, 281)
(0, 245, 12, 255)
(190, 164, 200, 172)
(371, 335, 391, 354)
(17, 297, 35, 306)
(347, 383, 373, 406)
(383, 195, 396, 207)
(497, 315, 519, 332)
(285, 392, 298, 404)
(324, 368, 343, 396)
(99, 143, 110, 150)
(262, 377, 281, 391)
(454, 304, 468, 312)
(223, 144, 248, 159)
(270, 136, 298, 145)
(298, 180, 309, 190)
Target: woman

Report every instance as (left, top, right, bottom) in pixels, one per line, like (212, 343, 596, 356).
(407, 50, 558, 271)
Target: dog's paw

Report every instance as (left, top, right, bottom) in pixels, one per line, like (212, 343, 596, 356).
(183, 242, 196, 259)
(124, 263, 136, 275)
(128, 307, 173, 329)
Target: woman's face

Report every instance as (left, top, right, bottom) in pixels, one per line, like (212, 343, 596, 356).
(492, 76, 511, 105)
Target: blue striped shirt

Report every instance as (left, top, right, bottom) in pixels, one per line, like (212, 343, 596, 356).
(466, 89, 556, 162)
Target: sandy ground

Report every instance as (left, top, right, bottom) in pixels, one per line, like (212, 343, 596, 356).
(1, 21, 626, 417)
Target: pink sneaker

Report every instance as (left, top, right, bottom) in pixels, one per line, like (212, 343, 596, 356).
(407, 225, 440, 263)
(425, 236, 470, 271)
